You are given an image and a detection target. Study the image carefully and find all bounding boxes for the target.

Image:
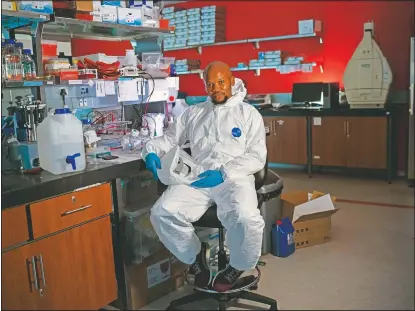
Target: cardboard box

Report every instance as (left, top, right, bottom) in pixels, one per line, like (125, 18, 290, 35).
(19, 1, 54, 14)
(2, 1, 17, 11)
(122, 248, 187, 310)
(298, 19, 322, 35)
(118, 7, 143, 25)
(281, 191, 339, 249)
(101, 5, 118, 23)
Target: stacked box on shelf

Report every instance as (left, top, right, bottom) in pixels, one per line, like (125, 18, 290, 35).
(18, 1, 54, 14)
(175, 59, 201, 73)
(162, 7, 181, 49)
(251, 50, 285, 68)
(200, 6, 226, 44)
(173, 9, 189, 48)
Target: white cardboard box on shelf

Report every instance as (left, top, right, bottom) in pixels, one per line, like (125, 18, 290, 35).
(118, 7, 143, 25)
(101, 5, 118, 23)
(298, 19, 322, 35)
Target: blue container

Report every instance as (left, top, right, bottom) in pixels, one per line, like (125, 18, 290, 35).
(271, 217, 295, 258)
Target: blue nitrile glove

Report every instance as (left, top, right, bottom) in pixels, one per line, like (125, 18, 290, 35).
(145, 153, 161, 180)
(191, 170, 224, 188)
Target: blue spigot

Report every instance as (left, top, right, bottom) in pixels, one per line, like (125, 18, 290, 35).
(66, 153, 81, 170)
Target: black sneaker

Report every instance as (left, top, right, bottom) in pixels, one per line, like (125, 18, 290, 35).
(189, 242, 212, 288)
(212, 265, 244, 293)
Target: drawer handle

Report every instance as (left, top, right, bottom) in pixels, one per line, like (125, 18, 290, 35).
(38, 254, 46, 288)
(30, 256, 39, 291)
(61, 204, 92, 217)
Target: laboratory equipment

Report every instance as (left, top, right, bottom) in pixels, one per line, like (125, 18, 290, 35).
(37, 108, 86, 175)
(291, 82, 323, 106)
(16, 142, 40, 171)
(171, 99, 188, 119)
(142, 113, 165, 137)
(322, 82, 340, 109)
(4, 39, 23, 81)
(21, 49, 37, 80)
(408, 37, 414, 184)
(343, 21, 393, 109)
(125, 49, 138, 67)
(246, 94, 272, 109)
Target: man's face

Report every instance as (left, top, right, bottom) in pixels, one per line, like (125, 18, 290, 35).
(205, 70, 235, 105)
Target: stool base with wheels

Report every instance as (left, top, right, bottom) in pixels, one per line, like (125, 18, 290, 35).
(166, 228, 278, 311)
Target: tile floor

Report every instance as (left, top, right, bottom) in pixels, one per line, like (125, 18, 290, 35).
(116, 170, 415, 310)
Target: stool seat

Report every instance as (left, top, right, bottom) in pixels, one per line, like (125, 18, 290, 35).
(192, 193, 264, 228)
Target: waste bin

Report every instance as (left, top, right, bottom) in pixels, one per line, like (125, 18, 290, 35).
(258, 170, 284, 255)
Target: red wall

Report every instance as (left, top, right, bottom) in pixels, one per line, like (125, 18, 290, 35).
(71, 1, 415, 96)
(162, 0, 414, 96)
(71, 0, 414, 172)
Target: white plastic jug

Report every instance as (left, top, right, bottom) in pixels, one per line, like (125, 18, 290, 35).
(37, 108, 86, 175)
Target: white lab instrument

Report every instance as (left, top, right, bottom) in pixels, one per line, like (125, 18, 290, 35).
(343, 21, 393, 109)
(157, 145, 200, 186)
(142, 113, 165, 138)
(37, 108, 86, 175)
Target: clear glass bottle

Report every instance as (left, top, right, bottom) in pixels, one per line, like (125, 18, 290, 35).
(4, 39, 23, 81)
(22, 49, 37, 80)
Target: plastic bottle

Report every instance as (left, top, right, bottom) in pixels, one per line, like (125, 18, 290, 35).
(22, 49, 37, 80)
(271, 217, 296, 258)
(4, 39, 23, 81)
(1, 42, 6, 80)
(37, 108, 86, 175)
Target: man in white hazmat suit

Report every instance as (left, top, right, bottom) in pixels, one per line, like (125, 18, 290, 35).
(142, 61, 267, 293)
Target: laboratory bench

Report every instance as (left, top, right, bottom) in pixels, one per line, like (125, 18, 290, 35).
(259, 106, 404, 183)
(1, 152, 146, 310)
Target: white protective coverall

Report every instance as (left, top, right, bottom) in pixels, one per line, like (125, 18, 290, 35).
(142, 78, 266, 271)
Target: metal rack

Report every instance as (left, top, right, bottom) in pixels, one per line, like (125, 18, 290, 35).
(164, 32, 321, 54)
(176, 62, 317, 77)
(13, 16, 173, 42)
(1, 9, 174, 101)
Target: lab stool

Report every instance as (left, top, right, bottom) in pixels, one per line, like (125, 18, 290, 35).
(159, 159, 279, 310)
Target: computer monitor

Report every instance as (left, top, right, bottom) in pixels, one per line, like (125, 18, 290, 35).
(291, 82, 323, 105)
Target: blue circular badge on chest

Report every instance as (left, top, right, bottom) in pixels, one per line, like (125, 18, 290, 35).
(232, 127, 242, 138)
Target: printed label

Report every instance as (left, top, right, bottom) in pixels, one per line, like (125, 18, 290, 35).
(287, 233, 294, 245)
(147, 257, 171, 288)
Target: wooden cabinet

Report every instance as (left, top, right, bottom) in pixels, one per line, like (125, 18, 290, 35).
(1, 205, 29, 250)
(30, 183, 112, 238)
(264, 116, 307, 165)
(2, 217, 117, 310)
(346, 117, 387, 169)
(311, 117, 348, 167)
(311, 116, 387, 169)
(1, 184, 118, 310)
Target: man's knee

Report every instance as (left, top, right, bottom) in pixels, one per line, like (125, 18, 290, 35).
(151, 197, 177, 218)
(218, 204, 263, 228)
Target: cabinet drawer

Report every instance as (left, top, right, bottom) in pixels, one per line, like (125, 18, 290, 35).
(30, 183, 113, 238)
(1, 205, 29, 250)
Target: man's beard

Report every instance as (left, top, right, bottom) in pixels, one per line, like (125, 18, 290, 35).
(212, 96, 229, 105)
